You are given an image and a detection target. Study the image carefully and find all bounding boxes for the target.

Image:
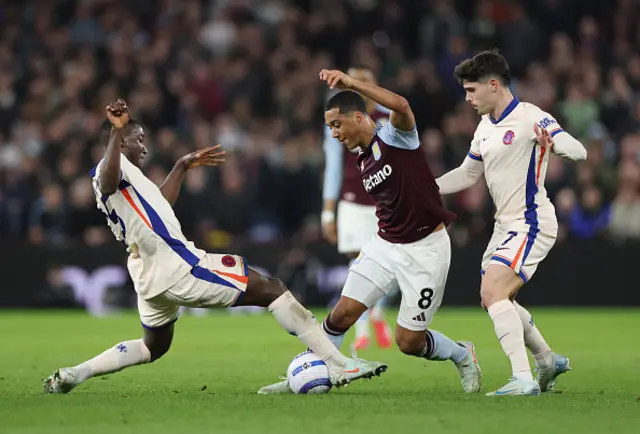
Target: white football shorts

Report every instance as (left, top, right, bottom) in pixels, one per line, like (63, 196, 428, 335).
(345, 228, 451, 331)
(138, 253, 249, 329)
(482, 220, 557, 283)
(337, 200, 378, 254)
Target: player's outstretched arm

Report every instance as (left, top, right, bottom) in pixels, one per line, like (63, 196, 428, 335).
(436, 156, 484, 195)
(99, 99, 130, 195)
(160, 145, 226, 206)
(319, 69, 415, 131)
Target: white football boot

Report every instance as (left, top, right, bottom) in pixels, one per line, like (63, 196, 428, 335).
(536, 353, 571, 393)
(43, 368, 80, 394)
(486, 376, 541, 396)
(455, 341, 482, 393)
(326, 347, 387, 387)
(257, 349, 387, 394)
(257, 377, 292, 395)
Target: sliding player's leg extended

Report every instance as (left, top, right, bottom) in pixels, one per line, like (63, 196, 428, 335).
(45, 264, 387, 394)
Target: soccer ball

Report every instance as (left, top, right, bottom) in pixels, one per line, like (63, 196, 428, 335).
(286, 350, 332, 394)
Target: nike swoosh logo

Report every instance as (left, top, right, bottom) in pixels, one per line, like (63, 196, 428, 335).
(495, 389, 519, 395)
(341, 367, 360, 374)
(498, 333, 509, 341)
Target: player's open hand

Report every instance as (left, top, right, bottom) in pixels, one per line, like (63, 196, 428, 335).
(180, 145, 226, 170)
(106, 98, 130, 129)
(534, 124, 554, 151)
(319, 69, 354, 90)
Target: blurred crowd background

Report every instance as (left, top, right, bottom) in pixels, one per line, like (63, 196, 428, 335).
(1, 0, 639, 252)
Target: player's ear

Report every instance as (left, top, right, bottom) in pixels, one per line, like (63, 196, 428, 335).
(488, 79, 499, 93)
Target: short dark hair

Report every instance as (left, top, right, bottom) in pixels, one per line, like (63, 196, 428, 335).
(99, 119, 141, 145)
(325, 90, 367, 114)
(454, 49, 511, 85)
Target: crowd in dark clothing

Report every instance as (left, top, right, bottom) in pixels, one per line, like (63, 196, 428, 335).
(1, 0, 639, 252)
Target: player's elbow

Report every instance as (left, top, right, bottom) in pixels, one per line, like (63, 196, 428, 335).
(566, 144, 587, 162)
(395, 97, 411, 115)
(576, 146, 588, 161)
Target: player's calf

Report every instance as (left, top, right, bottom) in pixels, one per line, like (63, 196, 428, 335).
(396, 327, 466, 362)
(44, 338, 154, 394)
(395, 327, 426, 356)
(395, 327, 481, 393)
(236, 269, 288, 307)
(43, 323, 174, 394)
(482, 265, 534, 383)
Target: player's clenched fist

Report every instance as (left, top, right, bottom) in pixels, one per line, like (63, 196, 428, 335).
(319, 69, 354, 90)
(106, 98, 130, 129)
(180, 144, 226, 170)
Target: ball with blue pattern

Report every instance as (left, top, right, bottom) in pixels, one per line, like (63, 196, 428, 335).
(286, 350, 332, 394)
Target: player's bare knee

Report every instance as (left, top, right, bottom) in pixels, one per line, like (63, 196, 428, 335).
(480, 265, 521, 308)
(264, 277, 287, 303)
(242, 269, 287, 307)
(395, 328, 424, 356)
(480, 283, 501, 308)
(143, 324, 174, 362)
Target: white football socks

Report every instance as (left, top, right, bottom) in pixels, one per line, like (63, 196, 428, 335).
(72, 339, 151, 384)
(513, 301, 552, 363)
(421, 330, 468, 364)
(268, 291, 348, 368)
(487, 299, 533, 381)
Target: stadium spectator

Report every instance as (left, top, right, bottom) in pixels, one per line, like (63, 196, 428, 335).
(0, 0, 639, 249)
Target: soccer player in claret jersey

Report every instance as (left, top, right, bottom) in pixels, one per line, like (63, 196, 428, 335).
(43, 99, 387, 394)
(258, 71, 482, 394)
(437, 50, 586, 396)
(321, 66, 393, 351)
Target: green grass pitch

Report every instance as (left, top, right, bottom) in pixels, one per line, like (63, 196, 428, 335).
(1, 308, 639, 434)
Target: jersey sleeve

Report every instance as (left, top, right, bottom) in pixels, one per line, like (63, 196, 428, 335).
(467, 136, 483, 162)
(90, 158, 129, 244)
(322, 125, 344, 201)
(377, 122, 420, 150)
(533, 111, 565, 140)
(532, 109, 587, 161)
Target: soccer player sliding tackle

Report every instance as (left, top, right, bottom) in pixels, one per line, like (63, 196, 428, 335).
(321, 66, 393, 351)
(258, 70, 482, 394)
(43, 99, 387, 394)
(437, 50, 585, 396)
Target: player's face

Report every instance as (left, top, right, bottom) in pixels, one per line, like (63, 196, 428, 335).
(122, 125, 148, 168)
(325, 108, 366, 150)
(463, 80, 497, 115)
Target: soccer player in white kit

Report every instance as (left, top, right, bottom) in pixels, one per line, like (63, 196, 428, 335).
(43, 99, 387, 394)
(322, 66, 393, 351)
(436, 51, 587, 396)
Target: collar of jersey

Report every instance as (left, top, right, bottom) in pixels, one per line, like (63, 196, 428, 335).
(362, 125, 382, 153)
(489, 96, 520, 125)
